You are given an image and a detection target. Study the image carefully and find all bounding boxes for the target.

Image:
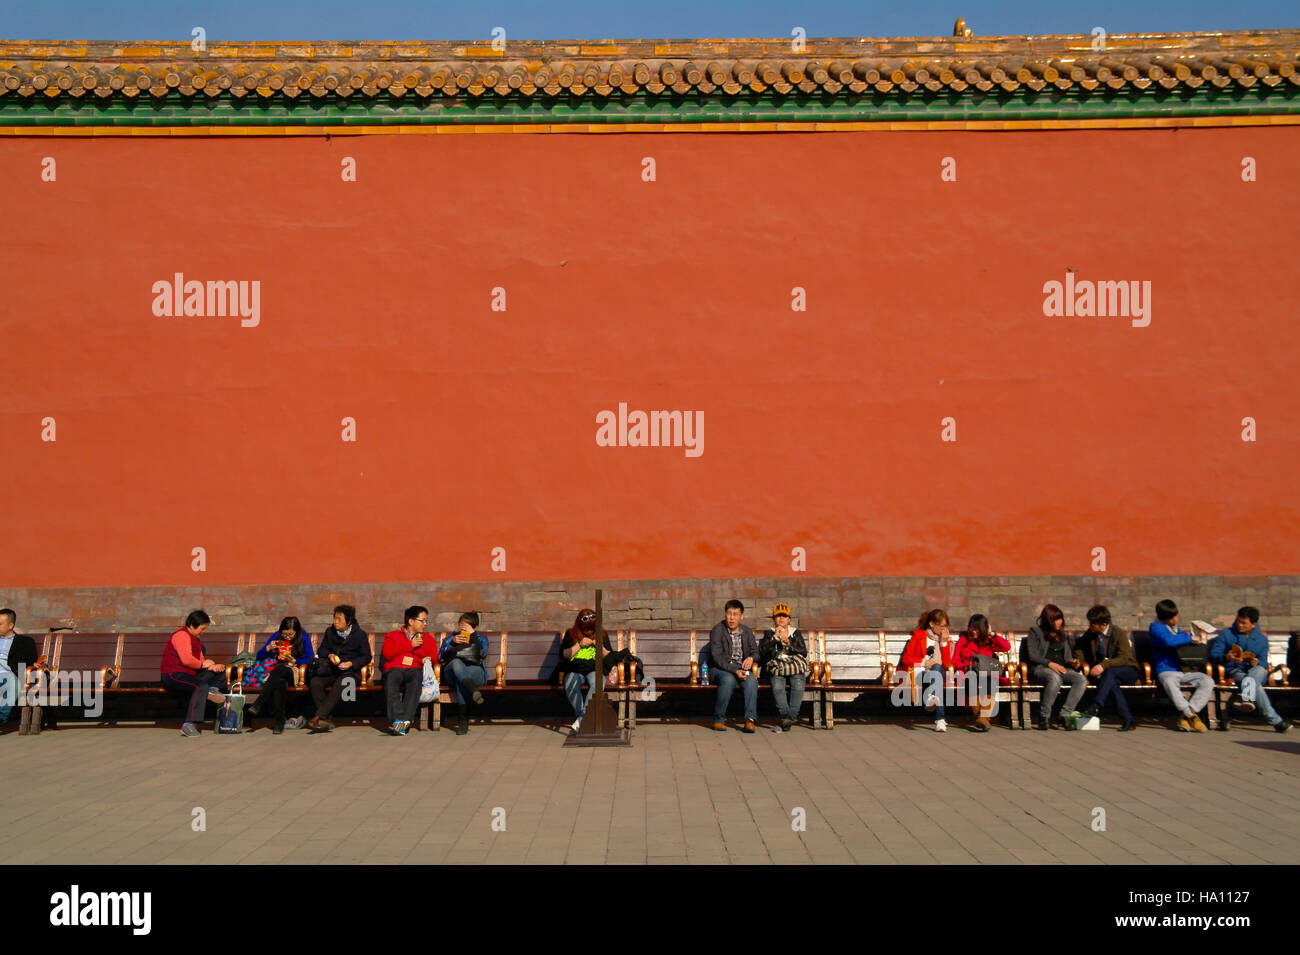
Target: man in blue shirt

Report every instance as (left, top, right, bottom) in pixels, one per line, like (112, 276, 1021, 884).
(1149, 599, 1214, 732)
(1210, 606, 1290, 734)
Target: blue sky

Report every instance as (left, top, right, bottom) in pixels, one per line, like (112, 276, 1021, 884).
(3, 1, 1296, 41)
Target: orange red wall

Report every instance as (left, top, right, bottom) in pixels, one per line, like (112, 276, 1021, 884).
(3, 126, 1298, 587)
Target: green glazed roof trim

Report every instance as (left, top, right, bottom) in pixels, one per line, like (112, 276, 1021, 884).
(2, 84, 1297, 126)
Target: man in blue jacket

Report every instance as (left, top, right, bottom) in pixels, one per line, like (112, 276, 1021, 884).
(1210, 606, 1290, 734)
(1149, 599, 1214, 732)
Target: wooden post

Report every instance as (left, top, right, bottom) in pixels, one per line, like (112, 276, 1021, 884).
(564, 589, 630, 747)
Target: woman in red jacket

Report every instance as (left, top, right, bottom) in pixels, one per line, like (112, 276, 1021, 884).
(898, 609, 953, 732)
(160, 609, 230, 737)
(952, 614, 1011, 732)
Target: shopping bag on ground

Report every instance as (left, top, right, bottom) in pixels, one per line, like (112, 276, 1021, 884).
(214, 684, 246, 734)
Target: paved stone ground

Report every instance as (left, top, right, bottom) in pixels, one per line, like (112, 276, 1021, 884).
(1, 717, 1296, 865)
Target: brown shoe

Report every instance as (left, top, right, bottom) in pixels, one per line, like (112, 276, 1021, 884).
(742, 720, 756, 734)
(974, 717, 991, 732)
(1176, 713, 1194, 732)
(1190, 714, 1208, 733)
(711, 721, 727, 731)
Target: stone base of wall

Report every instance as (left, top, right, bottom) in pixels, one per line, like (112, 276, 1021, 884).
(3, 576, 1297, 636)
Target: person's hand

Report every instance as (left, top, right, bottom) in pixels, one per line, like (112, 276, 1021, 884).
(580, 635, 596, 648)
(329, 654, 340, 664)
(1226, 646, 1242, 662)
(742, 656, 753, 670)
(1090, 664, 1103, 678)
(338, 661, 353, 671)
(454, 631, 469, 645)
(737, 669, 748, 681)
(411, 634, 423, 649)
(1050, 662, 1066, 675)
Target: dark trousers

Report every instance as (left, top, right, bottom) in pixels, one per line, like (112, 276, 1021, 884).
(309, 672, 358, 719)
(384, 668, 422, 723)
(1093, 665, 1139, 721)
(256, 664, 296, 722)
(162, 670, 229, 723)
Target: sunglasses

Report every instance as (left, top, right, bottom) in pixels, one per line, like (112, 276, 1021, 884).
(579, 614, 596, 623)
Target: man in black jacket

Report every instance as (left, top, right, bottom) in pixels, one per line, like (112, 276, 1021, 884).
(708, 600, 760, 733)
(0, 608, 38, 729)
(1075, 605, 1140, 731)
(307, 605, 371, 731)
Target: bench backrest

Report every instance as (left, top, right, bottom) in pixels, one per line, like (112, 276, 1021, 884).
(501, 631, 566, 682)
(628, 630, 696, 681)
(819, 630, 882, 683)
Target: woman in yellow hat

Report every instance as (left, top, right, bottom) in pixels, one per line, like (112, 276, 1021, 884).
(759, 603, 811, 731)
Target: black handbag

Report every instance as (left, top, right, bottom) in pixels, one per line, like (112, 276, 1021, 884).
(453, 639, 484, 667)
(968, 652, 1001, 674)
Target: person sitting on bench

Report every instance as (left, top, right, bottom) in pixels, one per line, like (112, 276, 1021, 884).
(380, 606, 433, 736)
(758, 603, 810, 732)
(559, 608, 613, 733)
(245, 615, 315, 733)
(1210, 606, 1290, 734)
(307, 605, 370, 732)
(1026, 604, 1085, 731)
(0, 608, 37, 733)
(899, 609, 954, 732)
(952, 613, 1009, 732)
(160, 609, 229, 738)
(1149, 599, 1213, 733)
(1075, 605, 1139, 731)
(438, 612, 489, 736)
(709, 599, 760, 733)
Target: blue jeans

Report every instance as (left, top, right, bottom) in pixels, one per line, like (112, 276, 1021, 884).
(770, 673, 806, 720)
(564, 669, 604, 718)
(446, 659, 488, 704)
(713, 669, 757, 722)
(0, 667, 16, 723)
(920, 665, 946, 720)
(1229, 665, 1282, 726)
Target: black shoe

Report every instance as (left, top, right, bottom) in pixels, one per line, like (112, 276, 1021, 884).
(1082, 704, 1099, 719)
(1036, 717, 1049, 731)
(1119, 720, 1137, 732)
(1276, 721, 1292, 734)
(1049, 716, 1064, 730)
(1063, 720, 1078, 731)
(272, 722, 284, 735)
(460, 680, 485, 706)
(456, 712, 469, 736)
(781, 718, 793, 732)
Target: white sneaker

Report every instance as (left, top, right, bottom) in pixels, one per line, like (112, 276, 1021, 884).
(934, 719, 948, 733)
(924, 695, 939, 712)
(570, 718, 582, 732)
(1232, 699, 1255, 713)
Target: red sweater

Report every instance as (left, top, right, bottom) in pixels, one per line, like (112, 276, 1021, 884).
(161, 628, 205, 675)
(899, 629, 953, 671)
(382, 629, 434, 670)
(953, 634, 1011, 673)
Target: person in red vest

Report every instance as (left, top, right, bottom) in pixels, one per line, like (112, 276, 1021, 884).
(160, 609, 229, 737)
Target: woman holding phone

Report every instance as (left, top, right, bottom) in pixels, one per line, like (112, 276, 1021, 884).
(952, 614, 1010, 731)
(245, 615, 315, 733)
(899, 609, 953, 732)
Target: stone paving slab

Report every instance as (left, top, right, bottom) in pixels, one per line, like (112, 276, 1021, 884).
(1, 719, 1297, 865)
